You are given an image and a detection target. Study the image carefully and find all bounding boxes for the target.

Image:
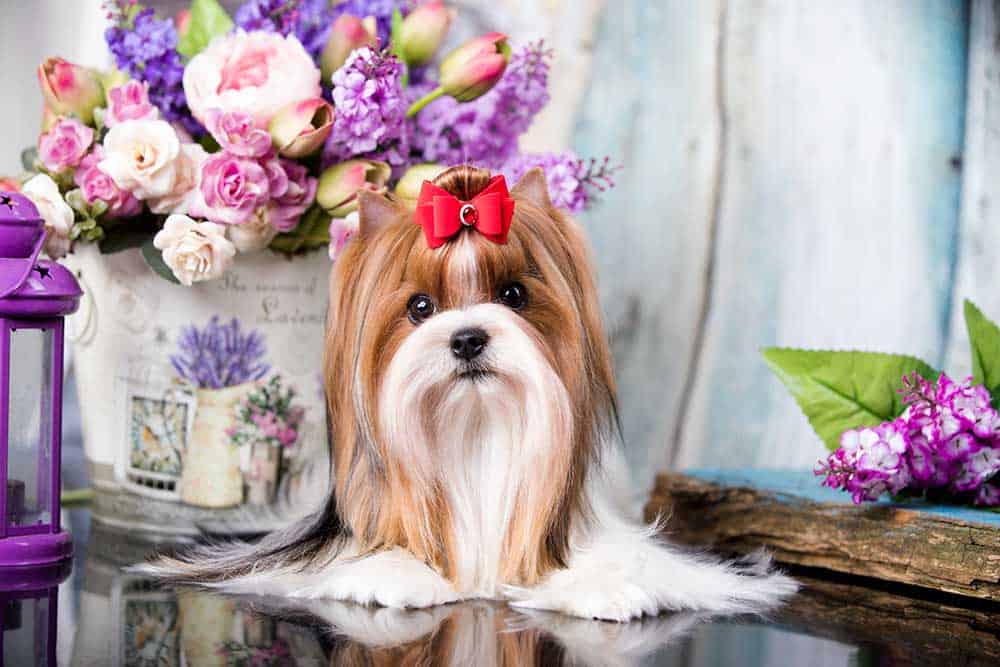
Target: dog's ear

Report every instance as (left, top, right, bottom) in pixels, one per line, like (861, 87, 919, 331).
(511, 168, 553, 210)
(358, 190, 405, 238)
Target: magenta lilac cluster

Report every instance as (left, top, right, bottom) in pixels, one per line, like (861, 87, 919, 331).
(817, 373, 1000, 506)
(503, 153, 620, 214)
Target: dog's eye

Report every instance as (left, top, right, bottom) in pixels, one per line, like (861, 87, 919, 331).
(497, 282, 528, 310)
(407, 294, 437, 324)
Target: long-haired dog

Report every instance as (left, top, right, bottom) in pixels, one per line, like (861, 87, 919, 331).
(139, 165, 796, 621)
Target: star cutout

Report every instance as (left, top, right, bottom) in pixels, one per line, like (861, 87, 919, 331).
(0, 195, 14, 210)
(33, 265, 51, 279)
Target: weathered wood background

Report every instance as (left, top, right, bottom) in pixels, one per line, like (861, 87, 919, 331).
(0, 1, 988, 502)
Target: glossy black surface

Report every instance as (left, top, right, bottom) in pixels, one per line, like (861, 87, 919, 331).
(4, 507, 1000, 666)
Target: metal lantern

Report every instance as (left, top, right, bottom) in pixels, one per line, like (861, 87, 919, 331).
(0, 192, 81, 570)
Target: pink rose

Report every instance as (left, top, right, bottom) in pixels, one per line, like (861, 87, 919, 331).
(328, 211, 359, 261)
(183, 31, 322, 128)
(104, 80, 158, 127)
(199, 152, 271, 225)
(38, 118, 93, 173)
(268, 159, 316, 232)
(73, 146, 141, 218)
(205, 109, 272, 158)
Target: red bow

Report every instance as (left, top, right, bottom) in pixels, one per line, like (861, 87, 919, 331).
(414, 175, 515, 249)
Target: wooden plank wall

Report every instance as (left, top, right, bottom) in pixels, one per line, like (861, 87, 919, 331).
(568, 0, 972, 494)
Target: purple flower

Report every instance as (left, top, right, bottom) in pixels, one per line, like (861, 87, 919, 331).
(105, 8, 198, 133)
(502, 152, 620, 213)
(323, 47, 409, 166)
(171, 316, 269, 389)
(817, 422, 911, 504)
(410, 41, 550, 168)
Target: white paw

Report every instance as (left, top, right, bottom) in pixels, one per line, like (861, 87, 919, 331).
(289, 548, 461, 609)
(503, 569, 659, 622)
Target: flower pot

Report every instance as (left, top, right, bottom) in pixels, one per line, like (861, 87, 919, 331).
(64, 244, 330, 536)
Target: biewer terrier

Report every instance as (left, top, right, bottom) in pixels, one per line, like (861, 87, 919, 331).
(140, 165, 796, 621)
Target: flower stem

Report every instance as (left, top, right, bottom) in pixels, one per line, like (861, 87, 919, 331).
(406, 86, 445, 118)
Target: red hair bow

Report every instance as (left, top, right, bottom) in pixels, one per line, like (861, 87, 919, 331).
(414, 175, 515, 249)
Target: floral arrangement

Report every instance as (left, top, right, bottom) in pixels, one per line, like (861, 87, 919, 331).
(216, 636, 292, 667)
(170, 316, 270, 388)
(765, 300, 1000, 508)
(10, 0, 618, 286)
(227, 375, 305, 450)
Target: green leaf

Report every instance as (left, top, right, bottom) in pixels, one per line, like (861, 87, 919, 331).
(177, 0, 234, 59)
(762, 348, 939, 451)
(964, 299, 1000, 397)
(140, 239, 181, 284)
(269, 204, 331, 256)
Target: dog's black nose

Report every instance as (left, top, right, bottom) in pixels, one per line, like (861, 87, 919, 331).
(450, 327, 489, 360)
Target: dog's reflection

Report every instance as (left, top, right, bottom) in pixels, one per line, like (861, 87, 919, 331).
(255, 598, 709, 667)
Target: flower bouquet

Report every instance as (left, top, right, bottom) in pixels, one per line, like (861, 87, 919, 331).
(765, 299, 1000, 508)
(14, 0, 617, 283)
(8, 0, 617, 532)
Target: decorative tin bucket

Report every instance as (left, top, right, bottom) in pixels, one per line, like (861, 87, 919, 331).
(64, 244, 330, 536)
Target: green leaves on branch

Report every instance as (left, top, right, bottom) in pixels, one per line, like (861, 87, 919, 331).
(762, 349, 938, 452)
(177, 0, 233, 58)
(764, 299, 1000, 450)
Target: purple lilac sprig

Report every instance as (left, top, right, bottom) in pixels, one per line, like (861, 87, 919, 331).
(104, 5, 199, 133)
(322, 47, 409, 166)
(816, 373, 1000, 506)
(502, 152, 621, 213)
(227, 375, 305, 449)
(170, 316, 270, 389)
(410, 40, 552, 168)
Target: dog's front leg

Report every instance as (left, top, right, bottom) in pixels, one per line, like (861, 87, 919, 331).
(287, 546, 461, 609)
(503, 522, 797, 622)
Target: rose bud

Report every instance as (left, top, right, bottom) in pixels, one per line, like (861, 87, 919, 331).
(0, 177, 21, 192)
(37, 57, 104, 124)
(394, 163, 445, 208)
(268, 98, 334, 158)
(397, 1, 454, 67)
(320, 14, 377, 81)
(317, 159, 391, 218)
(40, 106, 59, 133)
(406, 33, 510, 116)
(176, 8, 192, 40)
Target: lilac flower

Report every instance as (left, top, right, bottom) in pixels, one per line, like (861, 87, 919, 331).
(410, 41, 551, 168)
(105, 7, 198, 133)
(818, 373, 1000, 507)
(234, 0, 410, 58)
(502, 152, 620, 213)
(171, 316, 270, 389)
(817, 422, 911, 504)
(323, 47, 409, 166)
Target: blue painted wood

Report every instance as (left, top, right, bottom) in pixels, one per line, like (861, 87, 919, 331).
(685, 468, 1000, 527)
(672, 1, 970, 471)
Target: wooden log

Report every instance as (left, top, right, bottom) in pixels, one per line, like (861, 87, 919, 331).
(645, 469, 1000, 602)
(776, 575, 1000, 664)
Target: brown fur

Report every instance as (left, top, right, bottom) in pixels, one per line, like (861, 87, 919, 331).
(323, 166, 618, 586)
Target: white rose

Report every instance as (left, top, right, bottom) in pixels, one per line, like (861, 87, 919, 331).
(228, 208, 278, 253)
(153, 215, 236, 286)
(147, 142, 209, 215)
(183, 30, 322, 128)
(22, 173, 73, 259)
(99, 119, 182, 200)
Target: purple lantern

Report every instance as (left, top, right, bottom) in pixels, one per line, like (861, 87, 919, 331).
(0, 192, 81, 570)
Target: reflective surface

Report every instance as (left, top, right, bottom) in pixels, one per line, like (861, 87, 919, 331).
(7, 508, 1000, 666)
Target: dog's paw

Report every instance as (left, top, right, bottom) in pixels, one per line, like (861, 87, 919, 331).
(290, 548, 461, 609)
(502, 569, 659, 622)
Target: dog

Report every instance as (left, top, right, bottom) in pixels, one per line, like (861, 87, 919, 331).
(138, 165, 797, 621)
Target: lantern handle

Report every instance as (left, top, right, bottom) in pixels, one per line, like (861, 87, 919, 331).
(0, 229, 44, 300)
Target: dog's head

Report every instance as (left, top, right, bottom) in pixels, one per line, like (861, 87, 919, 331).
(324, 165, 617, 584)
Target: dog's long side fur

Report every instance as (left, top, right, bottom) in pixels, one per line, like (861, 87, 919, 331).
(135, 166, 797, 620)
